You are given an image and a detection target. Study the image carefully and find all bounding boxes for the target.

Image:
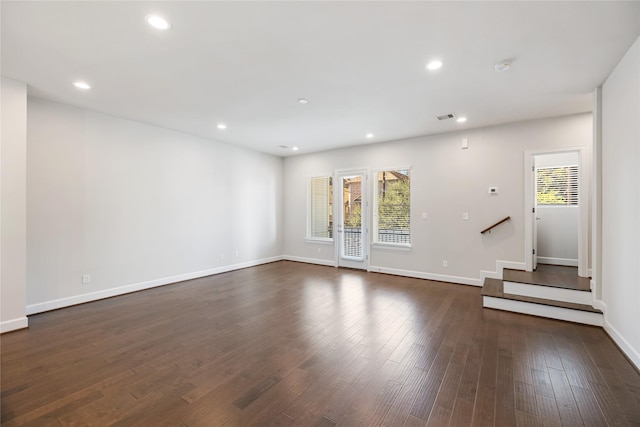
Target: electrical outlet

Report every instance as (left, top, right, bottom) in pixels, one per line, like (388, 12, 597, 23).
(317, 247, 322, 254)
(234, 251, 239, 257)
(82, 274, 90, 284)
(219, 253, 224, 260)
(443, 260, 448, 268)
(463, 212, 469, 220)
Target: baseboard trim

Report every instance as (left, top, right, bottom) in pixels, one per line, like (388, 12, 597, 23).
(480, 260, 526, 281)
(537, 257, 578, 267)
(282, 255, 336, 267)
(0, 316, 29, 333)
(26, 256, 283, 315)
(603, 316, 640, 371)
(369, 265, 482, 287)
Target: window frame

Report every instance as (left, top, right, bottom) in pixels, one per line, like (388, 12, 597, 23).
(371, 166, 412, 249)
(306, 174, 334, 243)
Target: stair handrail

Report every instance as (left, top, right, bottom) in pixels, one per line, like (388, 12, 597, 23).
(480, 216, 511, 234)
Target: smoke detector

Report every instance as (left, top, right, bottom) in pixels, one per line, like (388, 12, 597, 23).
(494, 60, 512, 72)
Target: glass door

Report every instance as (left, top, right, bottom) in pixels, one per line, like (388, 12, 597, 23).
(335, 170, 368, 270)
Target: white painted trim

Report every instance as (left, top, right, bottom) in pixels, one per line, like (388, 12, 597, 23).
(588, 268, 592, 278)
(26, 256, 282, 315)
(592, 297, 606, 312)
(282, 255, 336, 267)
(304, 238, 334, 245)
(603, 316, 640, 371)
(0, 316, 29, 333)
(503, 281, 592, 305)
(480, 260, 526, 281)
(537, 257, 578, 267)
(483, 296, 603, 326)
(369, 265, 482, 286)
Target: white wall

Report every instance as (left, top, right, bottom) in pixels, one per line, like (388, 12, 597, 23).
(283, 113, 592, 285)
(26, 98, 283, 313)
(601, 36, 640, 369)
(535, 152, 579, 266)
(0, 77, 29, 332)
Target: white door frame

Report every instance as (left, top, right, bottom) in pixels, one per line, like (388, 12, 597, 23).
(524, 146, 590, 277)
(334, 168, 369, 270)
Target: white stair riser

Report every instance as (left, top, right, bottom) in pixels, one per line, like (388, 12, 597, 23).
(483, 296, 603, 327)
(503, 281, 592, 305)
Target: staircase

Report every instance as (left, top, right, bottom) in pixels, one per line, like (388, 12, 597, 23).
(481, 267, 603, 326)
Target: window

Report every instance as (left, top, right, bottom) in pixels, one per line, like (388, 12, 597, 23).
(536, 166, 578, 206)
(374, 169, 410, 245)
(308, 176, 333, 240)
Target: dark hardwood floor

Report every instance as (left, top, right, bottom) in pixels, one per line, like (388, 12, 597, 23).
(2, 261, 639, 426)
(504, 265, 591, 291)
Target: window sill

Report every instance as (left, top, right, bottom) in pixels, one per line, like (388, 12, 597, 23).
(305, 238, 334, 244)
(371, 243, 412, 251)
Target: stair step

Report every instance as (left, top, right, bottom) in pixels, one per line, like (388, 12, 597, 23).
(482, 278, 603, 326)
(503, 281, 592, 305)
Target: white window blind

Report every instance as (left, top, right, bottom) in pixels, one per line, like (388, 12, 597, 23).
(374, 169, 410, 245)
(309, 176, 333, 239)
(536, 165, 578, 206)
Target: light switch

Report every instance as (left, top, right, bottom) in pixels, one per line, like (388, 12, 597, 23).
(463, 212, 469, 220)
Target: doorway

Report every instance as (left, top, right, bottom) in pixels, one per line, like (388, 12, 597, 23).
(334, 169, 368, 270)
(524, 147, 589, 277)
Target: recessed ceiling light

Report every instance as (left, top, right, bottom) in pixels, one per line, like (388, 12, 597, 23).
(298, 98, 309, 104)
(292, 147, 299, 151)
(145, 15, 171, 30)
(73, 81, 91, 90)
(456, 117, 467, 123)
(494, 60, 511, 72)
(366, 133, 374, 139)
(217, 123, 227, 130)
(426, 60, 443, 71)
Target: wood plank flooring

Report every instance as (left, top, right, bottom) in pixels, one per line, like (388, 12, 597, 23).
(504, 265, 591, 291)
(2, 261, 639, 426)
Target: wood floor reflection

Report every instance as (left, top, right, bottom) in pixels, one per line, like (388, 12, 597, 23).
(2, 261, 639, 426)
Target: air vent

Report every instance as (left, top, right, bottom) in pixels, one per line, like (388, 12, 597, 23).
(436, 113, 456, 121)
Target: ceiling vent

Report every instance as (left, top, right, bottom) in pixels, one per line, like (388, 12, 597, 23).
(436, 113, 455, 121)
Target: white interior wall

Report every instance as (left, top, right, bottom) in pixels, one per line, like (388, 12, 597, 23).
(283, 113, 592, 285)
(0, 77, 28, 332)
(601, 36, 640, 369)
(26, 98, 283, 313)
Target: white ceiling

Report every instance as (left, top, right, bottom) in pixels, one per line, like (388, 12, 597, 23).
(2, 1, 639, 157)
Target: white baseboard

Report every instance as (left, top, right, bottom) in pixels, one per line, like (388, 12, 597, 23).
(26, 256, 283, 315)
(480, 260, 526, 281)
(282, 255, 336, 267)
(368, 265, 482, 287)
(592, 296, 606, 312)
(603, 316, 640, 371)
(0, 316, 29, 333)
(537, 257, 578, 267)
